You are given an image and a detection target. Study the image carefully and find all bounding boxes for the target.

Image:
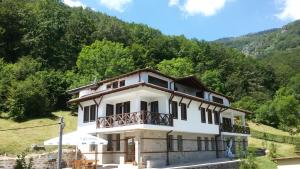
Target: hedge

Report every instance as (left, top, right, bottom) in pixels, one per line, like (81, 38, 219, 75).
(250, 129, 300, 145)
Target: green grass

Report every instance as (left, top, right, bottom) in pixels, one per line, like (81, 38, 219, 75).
(247, 123, 299, 169)
(249, 122, 300, 137)
(0, 111, 77, 155)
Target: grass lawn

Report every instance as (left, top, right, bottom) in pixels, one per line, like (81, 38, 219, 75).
(0, 111, 77, 155)
(248, 132, 297, 169)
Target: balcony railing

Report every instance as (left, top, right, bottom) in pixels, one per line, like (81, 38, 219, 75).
(220, 123, 250, 135)
(96, 111, 173, 128)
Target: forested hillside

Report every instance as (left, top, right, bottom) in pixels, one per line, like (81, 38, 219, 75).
(0, 0, 299, 133)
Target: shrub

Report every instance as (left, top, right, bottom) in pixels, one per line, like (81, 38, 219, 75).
(7, 75, 50, 120)
(268, 142, 277, 158)
(14, 152, 33, 169)
(239, 153, 258, 169)
(250, 128, 300, 144)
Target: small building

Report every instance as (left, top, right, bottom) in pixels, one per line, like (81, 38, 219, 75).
(274, 156, 300, 169)
(67, 69, 251, 168)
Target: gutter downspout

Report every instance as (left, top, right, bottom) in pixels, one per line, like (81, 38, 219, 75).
(166, 130, 173, 166)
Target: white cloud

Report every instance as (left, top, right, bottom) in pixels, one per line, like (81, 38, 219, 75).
(100, 0, 132, 12)
(169, 0, 227, 16)
(63, 0, 86, 8)
(169, 0, 180, 6)
(276, 0, 300, 20)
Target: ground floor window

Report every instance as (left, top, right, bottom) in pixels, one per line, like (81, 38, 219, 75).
(107, 134, 113, 151)
(89, 144, 97, 152)
(211, 138, 216, 150)
(204, 137, 209, 151)
(116, 134, 120, 151)
(167, 135, 173, 151)
(177, 135, 183, 151)
(197, 137, 202, 151)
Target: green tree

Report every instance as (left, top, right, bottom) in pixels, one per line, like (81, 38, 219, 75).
(76, 40, 135, 85)
(7, 75, 50, 120)
(157, 57, 194, 77)
(200, 70, 223, 93)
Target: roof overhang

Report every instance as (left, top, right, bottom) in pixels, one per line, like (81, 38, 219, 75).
(67, 82, 252, 114)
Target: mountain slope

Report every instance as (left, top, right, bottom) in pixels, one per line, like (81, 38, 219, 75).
(216, 20, 300, 58)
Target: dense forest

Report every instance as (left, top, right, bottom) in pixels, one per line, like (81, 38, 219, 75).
(0, 0, 299, 134)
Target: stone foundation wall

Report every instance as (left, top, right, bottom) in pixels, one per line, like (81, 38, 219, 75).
(0, 150, 76, 169)
(166, 160, 240, 169)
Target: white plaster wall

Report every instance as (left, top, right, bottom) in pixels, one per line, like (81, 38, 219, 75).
(171, 96, 219, 134)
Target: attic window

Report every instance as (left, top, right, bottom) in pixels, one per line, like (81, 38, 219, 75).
(119, 80, 125, 87)
(107, 84, 112, 89)
(112, 81, 118, 88)
(212, 96, 224, 104)
(196, 91, 204, 98)
(148, 75, 168, 88)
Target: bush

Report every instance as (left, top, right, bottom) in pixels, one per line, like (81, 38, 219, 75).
(268, 143, 277, 158)
(7, 75, 50, 120)
(239, 153, 258, 169)
(250, 128, 300, 144)
(14, 152, 33, 169)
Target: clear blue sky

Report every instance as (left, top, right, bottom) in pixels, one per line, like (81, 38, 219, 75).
(63, 0, 300, 40)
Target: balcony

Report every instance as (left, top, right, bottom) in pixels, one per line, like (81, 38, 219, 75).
(96, 111, 173, 128)
(220, 123, 250, 135)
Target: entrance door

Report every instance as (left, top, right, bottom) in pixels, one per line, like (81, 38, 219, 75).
(106, 104, 114, 127)
(125, 137, 135, 162)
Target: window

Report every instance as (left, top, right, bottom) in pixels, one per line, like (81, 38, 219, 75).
(123, 101, 130, 113)
(197, 137, 202, 151)
(177, 135, 183, 151)
(112, 81, 118, 88)
(141, 101, 147, 111)
(207, 109, 212, 124)
(89, 144, 97, 152)
(107, 134, 113, 151)
(119, 80, 125, 87)
(212, 96, 224, 104)
(107, 84, 112, 89)
(214, 110, 220, 125)
(167, 135, 173, 151)
(172, 101, 178, 119)
(90, 105, 96, 122)
(196, 91, 204, 98)
(116, 103, 123, 115)
(211, 138, 216, 150)
(201, 107, 206, 123)
(116, 134, 120, 151)
(148, 75, 168, 88)
(181, 103, 187, 120)
(204, 137, 209, 151)
(83, 106, 89, 123)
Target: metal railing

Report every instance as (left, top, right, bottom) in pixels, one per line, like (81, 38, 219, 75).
(96, 111, 173, 128)
(220, 123, 250, 134)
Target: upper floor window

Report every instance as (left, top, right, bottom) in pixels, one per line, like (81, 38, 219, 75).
(207, 109, 212, 124)
(83, 104, 96, 123)
(148, 75, 168, 88)
(201, 107, 206, 123)
(172, 101, 178, 119)
(181, 103, 187, 120)
(212, 96, 224, 104)
(107, 84, 112, 89)
(214, 110, 220, 125)
(196, 91, 204, 98)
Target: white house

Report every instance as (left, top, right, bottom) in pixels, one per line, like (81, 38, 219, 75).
(67, 69, 251, 168)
